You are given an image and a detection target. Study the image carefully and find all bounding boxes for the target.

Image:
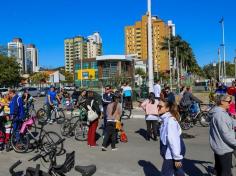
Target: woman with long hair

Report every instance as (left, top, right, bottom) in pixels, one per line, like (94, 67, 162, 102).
(141, 92, 159, 141)
(102, 92, 122, 151)
(158, 98, 186, 176)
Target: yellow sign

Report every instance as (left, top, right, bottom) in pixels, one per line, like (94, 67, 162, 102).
(77, 69, 96, 80)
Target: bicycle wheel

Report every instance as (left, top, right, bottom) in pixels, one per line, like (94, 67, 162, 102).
(11, 130, 29, 153)
(41, 131, 63, 155)
(74, 121, 88, 141)
(180, 118, 192, 130)
(60, 119, 71, 136)
(37, 108, 47, 124)
(56, 109, 65, 124)
(198, 113, 210, 127)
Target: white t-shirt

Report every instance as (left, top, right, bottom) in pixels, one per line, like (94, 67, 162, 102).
(153, 84, 161, 98)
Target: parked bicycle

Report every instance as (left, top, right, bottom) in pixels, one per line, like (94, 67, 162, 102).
(37, 103, 65, 124)
(9, 116, 63, 154)
(179, 103, 215, 130)
(60, 105, 88, 141)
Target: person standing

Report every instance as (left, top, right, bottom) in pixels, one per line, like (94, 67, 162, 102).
(141, 92, 159, 141)
(86, 91, 101, 147)
(46, 86, 60, 124)
(210, 94, 236, 176)
(102, 85, 113, 129)
(158, 98, 186, 176)
(122, 82, 133, 109)
(102, 92, 122, 151)
(8, 89, 25, 135)
(77, 89, 87, 109)
(153, 80, 161, 100)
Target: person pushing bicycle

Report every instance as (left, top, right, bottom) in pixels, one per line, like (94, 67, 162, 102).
(46, 86, 61, 124)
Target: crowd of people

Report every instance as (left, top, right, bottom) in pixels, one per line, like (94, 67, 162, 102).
(0, 80, 236, 175)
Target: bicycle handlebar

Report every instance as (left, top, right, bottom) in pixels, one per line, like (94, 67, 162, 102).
(9, 160, 22, 174)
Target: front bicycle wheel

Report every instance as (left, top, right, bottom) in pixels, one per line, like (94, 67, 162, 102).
(60, 119, 71, 136)
(56, 109, 65, 124)
(180, 118, 192, 130)
(41, 131, 63, 155)
(198, 113, 210, 127)
(37, 108, 47, 124)
(74, 121, 88, 141)
(11, 131, 29, 153)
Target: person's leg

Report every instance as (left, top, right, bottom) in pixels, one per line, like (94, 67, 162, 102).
(46, 104, 51, 121)
(146, 120, 151, 140)
(103, 106, 107, 129)
(214, 153, 221, 175)
(90, 120, 99, 146)
(87, 124, 92, 146)
(161, 159, 175, 176)
(152, 120, 158, 141)
(111, 123, 117, 149)
(102, 122, 112, 149)
(218, 152, 232, 176)
(0, 120, 4, 150)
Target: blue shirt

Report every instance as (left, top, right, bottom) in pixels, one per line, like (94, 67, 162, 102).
(46, 91, 57, 104)
(9, 95, 25, 120)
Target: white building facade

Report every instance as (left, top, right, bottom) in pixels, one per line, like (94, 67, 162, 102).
(25, 44, 39, 73)
(87, 32, 102, 58)
(8, 38, 25, 73)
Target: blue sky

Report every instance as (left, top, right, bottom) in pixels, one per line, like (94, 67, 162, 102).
(0, 0, 235, 68)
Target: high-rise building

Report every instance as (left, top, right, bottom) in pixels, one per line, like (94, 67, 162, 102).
(64, 33, 103, 73)
(8, 38, 25, 73)
(64, 36, 88, 73)
(87, 32, 102, 58)
(25, 44, 38, 73)
(125, 15, 172, 72)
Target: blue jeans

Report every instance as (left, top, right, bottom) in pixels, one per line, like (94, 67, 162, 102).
(161, 159, 185, 176)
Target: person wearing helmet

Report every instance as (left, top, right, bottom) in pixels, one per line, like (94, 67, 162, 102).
(102, 92, 122, 151)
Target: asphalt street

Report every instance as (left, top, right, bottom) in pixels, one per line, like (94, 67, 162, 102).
(0, 97, 235, 176)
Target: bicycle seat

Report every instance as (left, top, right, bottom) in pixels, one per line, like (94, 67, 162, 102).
(74, 165, 96, 176)
(52, 151, 75, 174)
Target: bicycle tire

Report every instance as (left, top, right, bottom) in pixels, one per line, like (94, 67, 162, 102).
(198, 113, 210, 127)
(60, 119, 71, 136)
(37, 108, 48, 124)
(180, 119, 191, 130)
(56, 109, 65, 124)
(41, 131, 63, 155)
(11, 130, 29, 153)
(74, 121, 88, 141)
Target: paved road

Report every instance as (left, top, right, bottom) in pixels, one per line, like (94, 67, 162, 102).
(0, 97, 235, 176)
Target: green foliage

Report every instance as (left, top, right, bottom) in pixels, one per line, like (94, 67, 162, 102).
(0, 54, 21, 87)
(135, 68, 146, 78)
(203, 62, 235, 79)
(30, 72, 49, 84)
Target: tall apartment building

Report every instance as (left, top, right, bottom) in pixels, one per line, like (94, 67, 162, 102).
(125, 15, 174, 72)
(25, 44, 38, 73)
(87, 32, 102, 58)
(8, 38, 25, 73)
(64, 33, 103, 73)
(8, 38, 39, 74)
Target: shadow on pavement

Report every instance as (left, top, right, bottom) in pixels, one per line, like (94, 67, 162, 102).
(135, 128, 147, 140)
(183, 158, 213, 176)
(138, 160, 161, 176)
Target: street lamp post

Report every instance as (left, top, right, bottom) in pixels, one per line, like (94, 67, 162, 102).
(147, 0, 154, 92)
(219, 17, 226, 84)
(168, 39, 172, 91)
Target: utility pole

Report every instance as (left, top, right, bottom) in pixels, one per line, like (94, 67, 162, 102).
(218, 48, 221, 81)
(219, 17, 226, 84)
(147, 0, 154, 92)
(176, 47, 180, 89)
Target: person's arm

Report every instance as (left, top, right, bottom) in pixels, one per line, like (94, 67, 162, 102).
(141, 100, 147, 111)
(167, 119, 183, 161)
(215, 113, 236, 148)
(48, 94, 52, 106)
(106, 103, 112, 119)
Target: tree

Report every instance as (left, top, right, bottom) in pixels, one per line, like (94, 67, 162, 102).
(60, 70, 74, 84)
(30, 72, 49, 84)
(135, 68, 146, 78)
(0, 54, 21, 87)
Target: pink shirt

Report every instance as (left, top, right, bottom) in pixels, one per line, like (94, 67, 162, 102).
(141, 99, 159, 115)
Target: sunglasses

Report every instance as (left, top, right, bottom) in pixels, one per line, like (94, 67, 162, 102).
(222, 100, 231, 104)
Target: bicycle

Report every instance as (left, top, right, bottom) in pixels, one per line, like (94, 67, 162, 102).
(10, 116, 63, 154)
(60, 106, 88, 141)
(179, 103, 215, 130)
(121, 96, 132, 120)
(9, 138, 76, 176)
(37, 103, 65, 125)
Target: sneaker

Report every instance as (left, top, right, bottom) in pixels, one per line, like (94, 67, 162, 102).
(49, 120, 53, 124)
(101, 146, 107, 151)
(111, 147, 118, 151)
